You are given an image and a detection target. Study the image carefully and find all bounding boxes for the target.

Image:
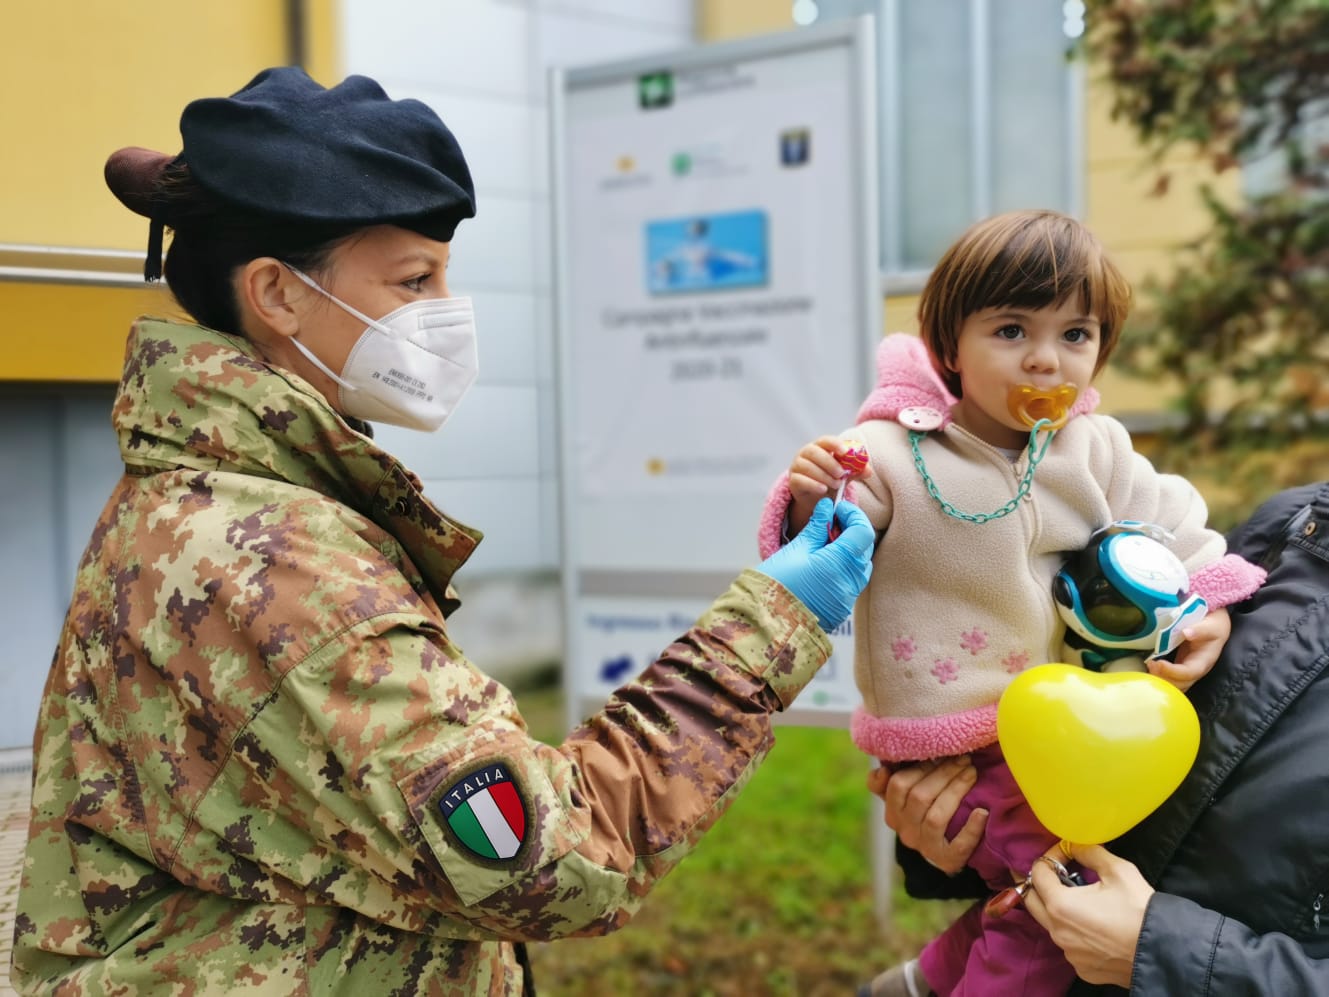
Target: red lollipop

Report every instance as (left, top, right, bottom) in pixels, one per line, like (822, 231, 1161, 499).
(836, 443, 869, 475)
(828, 440, 869, 542)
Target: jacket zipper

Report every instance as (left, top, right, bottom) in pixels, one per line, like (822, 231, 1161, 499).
(1314, 893, 1323, 932)
(947, 424, 1054, 649)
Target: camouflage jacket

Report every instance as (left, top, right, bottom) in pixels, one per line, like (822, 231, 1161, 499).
(12, 318, 831, 995)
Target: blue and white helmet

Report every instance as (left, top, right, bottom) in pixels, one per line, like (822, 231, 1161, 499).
(1052, 521, 1209, 663)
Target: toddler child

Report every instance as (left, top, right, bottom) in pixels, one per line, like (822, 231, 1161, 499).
(757, 210, 1266, 997)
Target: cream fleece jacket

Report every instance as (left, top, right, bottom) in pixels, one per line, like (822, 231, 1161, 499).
(758, 335, 1266, 762)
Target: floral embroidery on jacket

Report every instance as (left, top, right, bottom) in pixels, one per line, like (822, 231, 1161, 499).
(1002, 651, 1031, 674)
(959, 629, 988, 654)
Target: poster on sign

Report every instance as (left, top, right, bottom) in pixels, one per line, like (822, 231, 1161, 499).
(551, 17, 880, 726)
(575, 596, 861, 722)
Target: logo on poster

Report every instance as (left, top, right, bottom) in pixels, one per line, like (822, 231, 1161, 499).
(638, 71, 674, 109)
(599, 153, 652, 191)
(780, 128, 811, 167)
(599, 654, 633, 682)
(668, 143, 745, 180)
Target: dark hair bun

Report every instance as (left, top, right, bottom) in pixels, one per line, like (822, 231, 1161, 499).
(104, 146, 175, 220)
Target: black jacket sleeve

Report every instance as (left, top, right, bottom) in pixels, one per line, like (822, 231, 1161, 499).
(895, 837, 987, 901)
(1224, 483, 1323, 565)
(1132, 893, 1329, 995)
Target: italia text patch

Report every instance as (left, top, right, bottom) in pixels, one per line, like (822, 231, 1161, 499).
(437, 762, 527, 861)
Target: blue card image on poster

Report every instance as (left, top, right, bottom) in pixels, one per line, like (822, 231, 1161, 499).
(645, 209, 769, 294)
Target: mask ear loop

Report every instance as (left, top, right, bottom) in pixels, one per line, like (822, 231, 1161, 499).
(284, 263, 391, 331)
(281, 264, 364, 393)
(287, 337, 359, 393)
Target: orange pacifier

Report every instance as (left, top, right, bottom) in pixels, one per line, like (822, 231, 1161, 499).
(1007, 383, 1078, 430)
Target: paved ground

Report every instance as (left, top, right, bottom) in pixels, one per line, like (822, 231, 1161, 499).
(0, 755, 30, 997)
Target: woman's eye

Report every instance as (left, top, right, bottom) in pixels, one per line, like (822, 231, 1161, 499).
(402, 274, 430, 292)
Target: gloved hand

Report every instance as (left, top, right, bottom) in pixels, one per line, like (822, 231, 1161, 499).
(756, 498, 873, 631)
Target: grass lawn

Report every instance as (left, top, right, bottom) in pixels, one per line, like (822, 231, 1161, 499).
(514, 682, 970, 996)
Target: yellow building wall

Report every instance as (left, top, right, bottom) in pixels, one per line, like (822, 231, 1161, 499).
(697, 1, 796, 40)
(1, 284, 175, 382)
(696, 0, 1229, 416)
(1081, 85, 1240, 412)
(1, 1, 340, 382)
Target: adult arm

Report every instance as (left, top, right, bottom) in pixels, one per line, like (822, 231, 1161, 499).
(895, 834, 988, 901)
(870, 760, 988, 900)
(177, 499, 872, 943)
(190, 570, 830, 942)
(1028, 844, 1329, 995)
(1136, 893, 1329, 995)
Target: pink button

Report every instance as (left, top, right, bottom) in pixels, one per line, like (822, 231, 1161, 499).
(898, 406, 943, 431)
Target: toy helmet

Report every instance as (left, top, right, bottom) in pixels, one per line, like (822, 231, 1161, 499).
(1052, 521, 1208, 662)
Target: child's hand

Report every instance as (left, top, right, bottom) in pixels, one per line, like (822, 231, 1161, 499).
(1148, 606, 1230, 692)
(788, 436, 873, 535)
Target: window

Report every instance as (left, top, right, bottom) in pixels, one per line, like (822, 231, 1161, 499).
(807, 0, 1083, 281)
(1242, 92, 1329, 201)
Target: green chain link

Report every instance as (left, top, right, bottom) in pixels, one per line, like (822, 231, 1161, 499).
(910, 419, 1055, 524)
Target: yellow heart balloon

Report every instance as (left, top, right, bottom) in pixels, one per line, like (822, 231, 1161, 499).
(997, 664, 1200, 844)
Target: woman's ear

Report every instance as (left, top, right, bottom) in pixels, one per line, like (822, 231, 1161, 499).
(235, 258, 305, 342)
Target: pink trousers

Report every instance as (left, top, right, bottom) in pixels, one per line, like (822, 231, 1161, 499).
(916, 743, 1090, 997)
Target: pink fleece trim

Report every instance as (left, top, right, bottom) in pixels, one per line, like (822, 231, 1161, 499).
(850, 703, 999, 762)
(855, 335, 956, 425)
(853, 333, 1101, 427)
(1066, 385, 1100, 419)
(1189, 553, 1267, 610)
(758, 472, 793, 559)
(757, 471, 859, 557)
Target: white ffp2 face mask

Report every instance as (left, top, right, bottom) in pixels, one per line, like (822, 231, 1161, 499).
(284, 265, 478, 432)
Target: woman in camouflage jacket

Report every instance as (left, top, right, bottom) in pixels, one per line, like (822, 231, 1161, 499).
(10, 67, 874, 995)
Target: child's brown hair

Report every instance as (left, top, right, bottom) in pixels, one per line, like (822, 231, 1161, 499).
(917, 210, 1132, 398)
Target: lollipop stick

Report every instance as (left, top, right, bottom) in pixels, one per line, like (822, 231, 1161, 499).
(827, 477, 848, 541)
(827, 441, 867, 543)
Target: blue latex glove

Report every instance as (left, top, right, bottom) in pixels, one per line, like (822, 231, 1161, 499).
(756, 498, 874, 631)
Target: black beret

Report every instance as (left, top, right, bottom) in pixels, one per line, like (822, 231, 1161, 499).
(106, 66, 475, 245)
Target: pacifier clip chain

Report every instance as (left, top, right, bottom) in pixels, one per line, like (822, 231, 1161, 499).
(911, 419, 1055, 524)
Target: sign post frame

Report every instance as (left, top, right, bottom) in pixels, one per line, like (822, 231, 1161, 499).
(550, 16, 881, 731)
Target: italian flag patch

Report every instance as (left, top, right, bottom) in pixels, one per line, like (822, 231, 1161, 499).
(437, 762, 527, 860)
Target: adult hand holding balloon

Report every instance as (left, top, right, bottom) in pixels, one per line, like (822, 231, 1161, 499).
(997, 664, 1200, 845)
